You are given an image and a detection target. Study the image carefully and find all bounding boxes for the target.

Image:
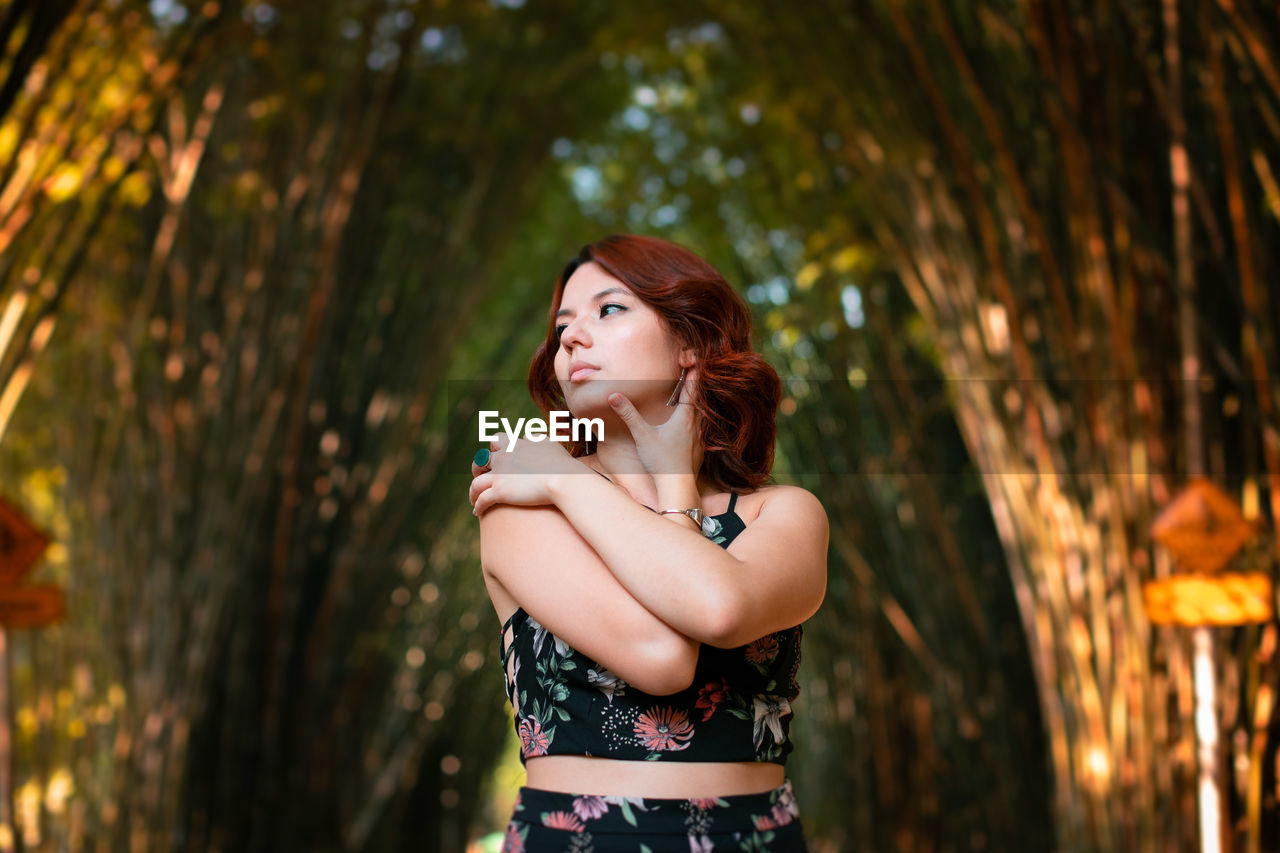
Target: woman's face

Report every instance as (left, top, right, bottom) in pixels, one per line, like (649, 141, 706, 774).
(553, 261, 686, 417)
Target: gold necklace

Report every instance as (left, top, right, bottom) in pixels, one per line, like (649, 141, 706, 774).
(586, 465, 658, 513)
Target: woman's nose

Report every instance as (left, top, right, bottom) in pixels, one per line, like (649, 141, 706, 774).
(560, 317, 590, 350)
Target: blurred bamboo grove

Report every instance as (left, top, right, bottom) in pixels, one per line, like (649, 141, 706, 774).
(0, 0, 1276, 851)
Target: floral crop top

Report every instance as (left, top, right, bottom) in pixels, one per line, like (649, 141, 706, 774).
(497, 492, 803, 766)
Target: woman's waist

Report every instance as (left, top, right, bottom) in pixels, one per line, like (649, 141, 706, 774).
(524, 755, 784, 798)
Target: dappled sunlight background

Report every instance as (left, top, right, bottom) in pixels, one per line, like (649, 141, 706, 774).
(0, 0, 1277, 850)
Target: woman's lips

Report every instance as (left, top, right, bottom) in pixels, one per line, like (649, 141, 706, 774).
(570, 367, 599, 381)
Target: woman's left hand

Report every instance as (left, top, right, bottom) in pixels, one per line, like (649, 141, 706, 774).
(606, 367, 704, 478)
(469, 431, 588, 516)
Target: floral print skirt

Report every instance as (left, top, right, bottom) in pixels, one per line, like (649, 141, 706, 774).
(501, 777, 807, 852)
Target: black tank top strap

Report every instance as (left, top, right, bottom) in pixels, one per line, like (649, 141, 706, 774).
(728, 491, 738, 514)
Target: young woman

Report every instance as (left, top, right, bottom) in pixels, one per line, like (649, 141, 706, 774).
(469, 234, 828, 852)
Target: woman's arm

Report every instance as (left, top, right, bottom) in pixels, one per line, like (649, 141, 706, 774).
(545, 473, 829, 648)
(478, 502, 700, 695)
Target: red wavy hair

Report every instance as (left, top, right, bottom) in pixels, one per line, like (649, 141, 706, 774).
(527, 234, 781, 493)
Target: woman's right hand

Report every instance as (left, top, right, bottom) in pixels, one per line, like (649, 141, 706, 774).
(603, 367, 704, 478)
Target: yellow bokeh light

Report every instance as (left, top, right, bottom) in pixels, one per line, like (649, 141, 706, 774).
(0, 123, 17, 161)
(832, 246, 862, 274)
(45, 769, 73, 814)
(15, 708, 37, 738)
(1084, 745, 1112, 794)
(119, 172, 151, 207)
(794, 262, 821, 291)
(17, 780, 40, 846)
(46, 165, 83, 202)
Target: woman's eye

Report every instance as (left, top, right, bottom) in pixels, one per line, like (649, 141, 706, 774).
(555, 304, 626, 344)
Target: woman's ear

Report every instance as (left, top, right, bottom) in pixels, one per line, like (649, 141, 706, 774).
(678, 346, 698, 371)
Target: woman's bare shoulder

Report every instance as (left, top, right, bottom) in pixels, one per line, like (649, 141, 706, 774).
(733, 484, 825, 525)
(750, 483, 821, 499)
(477, 503, 577, 570)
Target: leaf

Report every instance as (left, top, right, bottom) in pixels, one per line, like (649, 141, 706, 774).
(556, 706, 570, 721)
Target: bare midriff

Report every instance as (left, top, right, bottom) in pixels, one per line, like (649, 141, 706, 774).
(525, 755, 785, 798)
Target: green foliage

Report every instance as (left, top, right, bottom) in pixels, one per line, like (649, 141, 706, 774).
(4, 0, 1278, 850)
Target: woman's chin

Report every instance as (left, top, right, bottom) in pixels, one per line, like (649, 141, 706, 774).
(562, 379, 669, 415)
